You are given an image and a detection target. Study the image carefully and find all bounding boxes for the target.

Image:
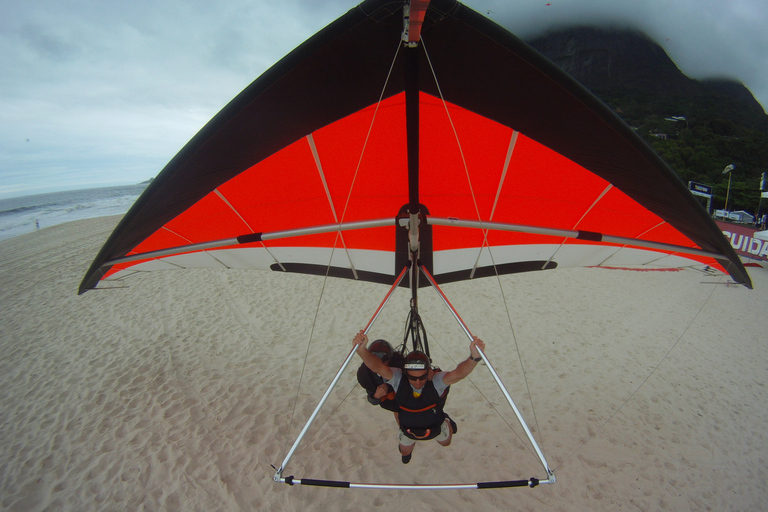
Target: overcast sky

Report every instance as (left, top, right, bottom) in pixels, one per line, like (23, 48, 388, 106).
(2, 0, 766, 199)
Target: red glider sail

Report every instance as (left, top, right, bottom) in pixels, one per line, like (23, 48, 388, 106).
(79, 0, 751, 293)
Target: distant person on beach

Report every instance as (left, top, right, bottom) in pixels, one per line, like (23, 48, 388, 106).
(353, 330, 485, 464)
(36, 219, 39, 229)
(356, 339, 403, 416)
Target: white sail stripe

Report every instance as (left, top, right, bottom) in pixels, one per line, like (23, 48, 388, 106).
(307, 133, 339, 223)
(214, 188, 255, 233)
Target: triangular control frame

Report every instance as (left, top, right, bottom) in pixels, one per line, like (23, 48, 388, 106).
(271, 262, 556, 490)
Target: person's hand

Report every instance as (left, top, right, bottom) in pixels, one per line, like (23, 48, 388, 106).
(353, 330, 368, 348)
(373, 383, 389, 399)
(470, 336, 485, 358)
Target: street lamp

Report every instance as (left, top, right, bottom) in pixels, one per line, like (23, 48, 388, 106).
(723, 164, 735, 212)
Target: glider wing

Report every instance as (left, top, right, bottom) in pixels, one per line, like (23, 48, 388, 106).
(79, 0, 751, 293)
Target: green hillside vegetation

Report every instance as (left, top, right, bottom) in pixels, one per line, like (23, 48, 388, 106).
(527, 26, 768, 218)
(599, 88, 768, 216)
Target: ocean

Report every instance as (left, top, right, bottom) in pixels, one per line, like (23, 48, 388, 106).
(0, 184, 148, 242)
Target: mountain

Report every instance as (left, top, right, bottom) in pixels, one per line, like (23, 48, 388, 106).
(527, 27, 766, 125)
(526, 27, 768, 215)
(529, 28, 695, 94)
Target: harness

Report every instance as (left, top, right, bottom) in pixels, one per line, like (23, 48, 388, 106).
(395, 374, 449, 440)
(357, 363, 401, 413)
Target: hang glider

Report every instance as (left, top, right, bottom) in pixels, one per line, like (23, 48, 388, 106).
(78, 0, 752, 491)
(79, 0, 750, 294)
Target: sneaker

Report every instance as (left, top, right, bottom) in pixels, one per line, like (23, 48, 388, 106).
(401, 453, 412, 464)
(445, 415, 457, 434)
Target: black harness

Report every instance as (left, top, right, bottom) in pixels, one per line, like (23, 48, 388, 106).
(356, 363, 400, 412)
(395, 374, 449, 440)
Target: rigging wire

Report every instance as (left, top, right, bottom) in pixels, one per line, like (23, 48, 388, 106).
(488, 273, 547, 454)
(290, 382, 361, 448)
(420, 37, 483, 224)
(552, 272, 724, 471)
(337, 39, 403, 226)
(279, 265, 336, 462)
(279, 38, 403, 464)
(422, 35, 547, 458)
(420, 319, 546, 463)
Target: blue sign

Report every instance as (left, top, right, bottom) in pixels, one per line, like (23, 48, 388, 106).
(688, 181, 712, 196)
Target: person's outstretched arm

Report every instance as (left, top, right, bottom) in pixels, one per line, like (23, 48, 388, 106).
(353, 331, 394, 380)
(443, 336, 486, 386)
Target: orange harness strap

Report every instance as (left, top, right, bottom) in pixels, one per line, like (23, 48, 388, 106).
(399, 403, 436, 413)
(405, 428, 432, 439)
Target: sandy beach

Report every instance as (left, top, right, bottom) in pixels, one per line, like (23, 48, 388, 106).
(1, 214, 766, 511)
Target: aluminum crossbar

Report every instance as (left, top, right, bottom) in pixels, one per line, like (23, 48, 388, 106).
(428, 216, 724, 260)
(276, 476, 551, 489)
(103, 218, 394, 267)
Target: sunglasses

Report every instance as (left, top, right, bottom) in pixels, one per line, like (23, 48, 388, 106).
(406, 372, 428, 381)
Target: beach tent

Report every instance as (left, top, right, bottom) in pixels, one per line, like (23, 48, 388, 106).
(79, 0, 752, 490)
(732, 211, 755, 224)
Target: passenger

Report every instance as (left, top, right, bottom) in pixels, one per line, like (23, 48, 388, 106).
(353, 330, 485, 464)
(356, 339, 403, 414)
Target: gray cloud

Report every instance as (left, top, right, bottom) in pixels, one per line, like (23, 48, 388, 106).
(1, 0, 765, 198)
(474, 0, 768, 104)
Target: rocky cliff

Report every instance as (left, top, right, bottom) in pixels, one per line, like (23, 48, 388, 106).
(527, 27, 766, 124)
